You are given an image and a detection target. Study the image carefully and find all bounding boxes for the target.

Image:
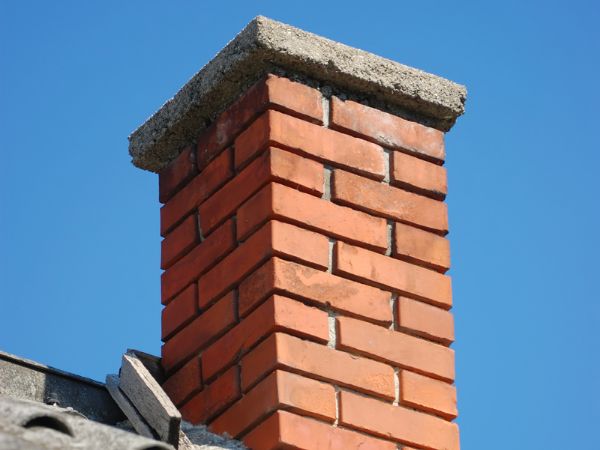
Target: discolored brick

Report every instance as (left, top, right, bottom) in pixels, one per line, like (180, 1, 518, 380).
(238, 257, 391, 324)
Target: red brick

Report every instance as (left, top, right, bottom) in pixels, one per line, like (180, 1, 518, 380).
(199, 147, 323, 235)
(241, 333, 395, 400)
(237, 182, 387, 252)
(339, 391, 460, 450)
(330, 96, 446, 162)
(335, 241, 452, 309)
(162, 356, 202, 407)
(391, 150, 447, 199)
(202, 295, 328, 381)
(180, 366, 240, 424)
(332, 169, 448, 234)
(197, 75, 323, 170)
(161, 218, 235, 304)
(210, 370, 335, 438)
(159, 145, 197, 203)
(239, 257, 391, 324)
(160, 214, 199, 270)
(198, 220, 328, 309)
(400, 370, 458, 420)
(398, 297, 454, 345)
(161, 148, 233, 235)
(234, 110, 385, 179)
(337, 316, 455, 382)
(394, 221, 451, 273)
(161, 292, 236, 373)
(243, 410, 396, 450)
(161, 284, 197, 341)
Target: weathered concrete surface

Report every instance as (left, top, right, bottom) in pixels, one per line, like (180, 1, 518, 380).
(129, 16, 467, 172)
(0, 395, 172, 450)
(0, 351, 124, 425)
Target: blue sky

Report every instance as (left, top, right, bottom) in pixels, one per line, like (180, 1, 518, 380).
(1, 1, 599, 448)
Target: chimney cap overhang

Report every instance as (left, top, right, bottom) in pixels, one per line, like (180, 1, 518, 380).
(129, 16, 467, 172)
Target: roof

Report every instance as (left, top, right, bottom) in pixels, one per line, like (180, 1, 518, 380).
(0, 395, 171, 450)
(128, 16, 467, 172)
(0, 350, 246, 450)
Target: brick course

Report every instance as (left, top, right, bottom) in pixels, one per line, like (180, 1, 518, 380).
(156, 73, 461, 449)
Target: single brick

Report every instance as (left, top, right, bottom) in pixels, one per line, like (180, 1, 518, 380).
(332, 169, 448, 234)
(199, 147, 323, 235)
(159, 145, 197, 204)
(160, 214, 199, 270)
(335, 241, 452, 309)
(161, 218, 235, 304)
(210, 370, 335, 438)
(330, 96, 446, 162)
(391, 150, 447, 199)
(243, 410, 396, 450)
(161, 283, 197, 341)
(197, 74, 323, 170)
(339, 391, 460, 450)
(202, 295, 328, 381)
(400, 370, 458, 420)
(263, 75, 323, 122)
(239, 257, 391, 324)
(237, 182, 387, 252)
(162, 356, 202, 407)
(337, 316, 455, 382)
(241, 332, 395, 400)
(180, 366, 240, 425)
(398, 297, 455, 345)
(161, 148, 233, 236)
(234, 110, 385, 179)
(198, 220, 328, 309)
(161, 292, 236, 373)
(394, 221, 451, 273)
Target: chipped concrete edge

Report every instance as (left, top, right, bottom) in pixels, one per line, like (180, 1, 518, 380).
(129, 16, 467, 172)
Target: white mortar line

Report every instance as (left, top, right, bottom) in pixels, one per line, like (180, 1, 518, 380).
(327, 238, 335, 273)
(327, 311, 338, 348)
(382, 148, 391, 184)
(385, 219, 394, 256)
(321, 91, 331, 127)
(322, 165, 332, 200)
(390, 292, 399, 331)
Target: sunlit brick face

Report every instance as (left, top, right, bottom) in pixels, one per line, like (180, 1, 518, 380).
(158, 74, 460, 450)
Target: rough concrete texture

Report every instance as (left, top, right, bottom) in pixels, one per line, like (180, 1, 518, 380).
(0, 395, 172, 450)
(0, 351, 124, 425)
(129, 16, 467, 172)
(115, 421, 247, 450)
(182, 421, 247, 450)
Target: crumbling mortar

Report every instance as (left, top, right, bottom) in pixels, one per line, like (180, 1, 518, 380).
(393, 368, 400, 406)
(385, 219, 394, 257)
(327, 238, 335, 273)
(322, 165, 333, 201)
(327, 311, 338, 348)
(390, 292, 399, 331)
(382, 148, 391, 184)
(333, 385, 341, 426)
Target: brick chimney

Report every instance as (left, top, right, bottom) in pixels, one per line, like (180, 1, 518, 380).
(129, 17, 466, 450)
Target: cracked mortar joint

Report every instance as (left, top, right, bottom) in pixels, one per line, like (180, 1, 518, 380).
(128, 15, 467, 172)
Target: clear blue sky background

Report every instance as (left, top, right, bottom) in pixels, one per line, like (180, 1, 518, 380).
(1, 1, 599, 448)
